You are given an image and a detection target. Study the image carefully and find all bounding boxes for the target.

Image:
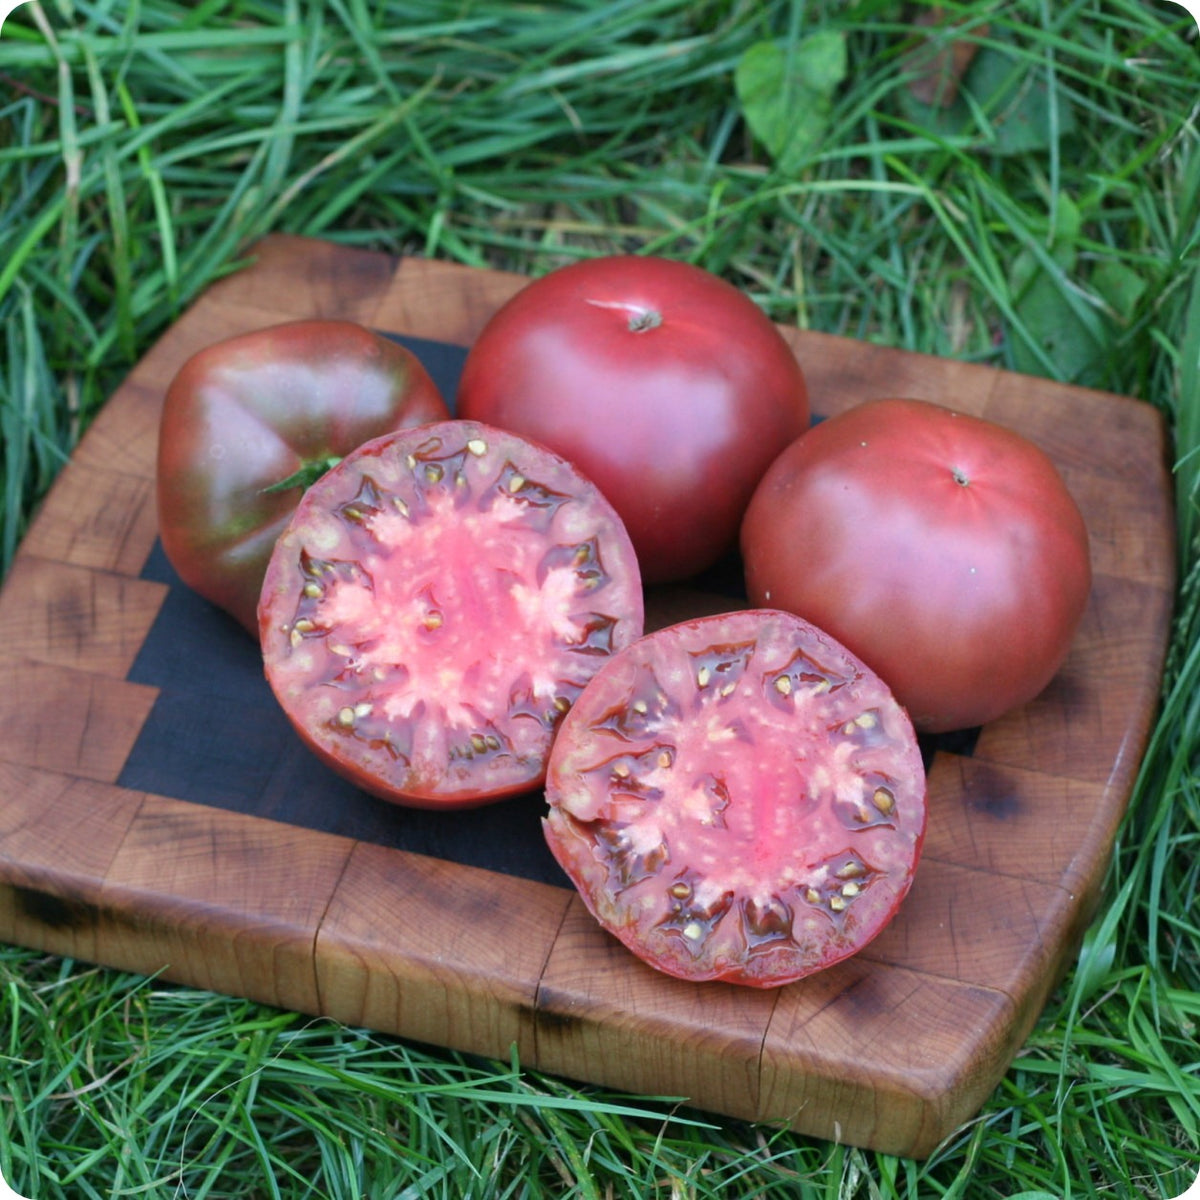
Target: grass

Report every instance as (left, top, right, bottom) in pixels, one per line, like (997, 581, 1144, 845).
(1, 0, 1198, 1195)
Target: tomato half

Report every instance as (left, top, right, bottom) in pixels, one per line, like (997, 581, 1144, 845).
(456, 255, 809, 583)
(740, 398, 1092, 733)
(543, 609, 926, 987)
(157, 319, 449, 635)
(259, 419, 645, 809)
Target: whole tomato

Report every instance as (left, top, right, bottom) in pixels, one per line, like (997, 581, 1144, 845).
(157, 320, 448, 635)
(456, 255, 809, 582)
(740, 398, 1092, 733)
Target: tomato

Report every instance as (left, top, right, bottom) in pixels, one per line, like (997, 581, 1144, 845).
(740, 398, 1092, 733)
(259, 419, 645, 809)
(157, 319, 449, 635)
(455, 255, 809, 583)
(543, 609, 926, 987)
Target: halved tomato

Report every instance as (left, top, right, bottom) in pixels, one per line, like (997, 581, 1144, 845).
(259, 420, 645, 808)
(543, 609, 926, 987)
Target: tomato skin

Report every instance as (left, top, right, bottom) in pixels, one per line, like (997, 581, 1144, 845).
(456, 255, 809, 582)
(740, 398, 1092, 733)
(259, 419, 645, 809)
(157, 320, 449, 635)
(543, 608, 926, 988)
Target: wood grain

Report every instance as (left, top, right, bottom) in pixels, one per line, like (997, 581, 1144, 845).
(316, 844, 572, 1062)
(759, 960, 1021, 1155)
(0, 233, 1175, 1158)
(95, 796, 355, 1015)
(0, 764, 145, 966)
(535, 893, 774, 1124)
(0, 556, 164, 678)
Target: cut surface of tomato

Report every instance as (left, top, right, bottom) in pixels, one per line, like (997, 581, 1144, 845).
(259, 420, 644, 808)
(543, 609, 926, 987)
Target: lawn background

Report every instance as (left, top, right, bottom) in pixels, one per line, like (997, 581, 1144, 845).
(1, 1, 1198, 1196)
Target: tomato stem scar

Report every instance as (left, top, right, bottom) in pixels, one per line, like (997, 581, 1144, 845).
(580, 297, 664, 333)
(628, 308, 663, 333)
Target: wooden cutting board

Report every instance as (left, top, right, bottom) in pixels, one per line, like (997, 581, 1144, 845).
(0, 233, 1175, 1158)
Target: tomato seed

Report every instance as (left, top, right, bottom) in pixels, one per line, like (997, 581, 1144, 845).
(466, 438, 487, 456)
(774, 676, 793, 695)
(829, 895, 846, 913)
(873, 787, 896, 815)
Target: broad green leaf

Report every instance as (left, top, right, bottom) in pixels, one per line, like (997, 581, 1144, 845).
(968, 39, 1078, 155)
(1093, 259, 1147, 323)
(1008, 194, 1104, 381)
(1009, 265, 1104, 382)
(735, 31, 847, 175)
(899, 36, 1077, 155)
(1010, 194, 1081, 296)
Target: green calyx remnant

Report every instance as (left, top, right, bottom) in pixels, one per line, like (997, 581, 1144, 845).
(261, 455, 343, 495)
